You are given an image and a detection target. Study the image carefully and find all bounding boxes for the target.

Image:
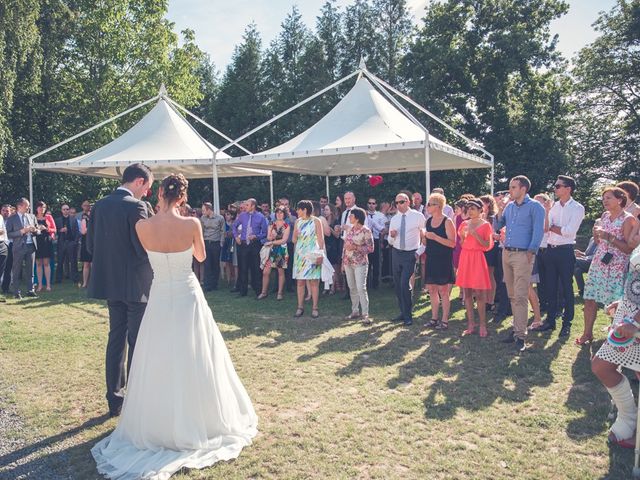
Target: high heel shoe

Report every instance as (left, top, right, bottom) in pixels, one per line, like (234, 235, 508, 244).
(575, 334, 593, 346)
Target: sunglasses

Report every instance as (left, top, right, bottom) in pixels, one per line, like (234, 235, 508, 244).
(427, 203, 439, 207)
(554, 184, 566, 189)
(395, 200, 407, 205)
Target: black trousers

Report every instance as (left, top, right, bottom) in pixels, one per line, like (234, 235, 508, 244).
(237, 241, 262, 296)
(56, 239, 78, 282)
(543, 245, 576, 327)
(0, 242, 10, 293)
(105, 300, 146, 413)
(381, 241, 391, 279)
(203, 241, 221, 290)
(574, 258, 592, 296)
(367, 238, 381, 289)
(392, 248, 416, 321)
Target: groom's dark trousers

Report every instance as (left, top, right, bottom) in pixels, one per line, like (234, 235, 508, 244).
(106, 300, 146, 406)
(87, 188, 152, 415)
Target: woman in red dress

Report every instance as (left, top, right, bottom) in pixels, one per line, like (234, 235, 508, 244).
(455, 198, 493, 337)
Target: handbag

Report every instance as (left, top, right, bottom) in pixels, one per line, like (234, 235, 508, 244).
(259, 244, 271, 269)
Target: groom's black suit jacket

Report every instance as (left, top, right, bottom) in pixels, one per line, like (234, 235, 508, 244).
(87, 189, 152, 303)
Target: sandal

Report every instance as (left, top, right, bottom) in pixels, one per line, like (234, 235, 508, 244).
(462, 326, 476, 336)
(361, 316, 372, 326)
(276, 293, 284, 301)
(311, 309, 319, 319)
(425, 319, 439, 328)
(257, 293, 268, 300)
(294, 308, 304, 318)
(575, 334, 593, 346)
(479, 326, 488, 338)
(345, 312, 361, 320)
(435, 320, 449, 330)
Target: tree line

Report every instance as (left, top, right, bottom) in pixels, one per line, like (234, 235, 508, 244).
(0, 0, 638, 215)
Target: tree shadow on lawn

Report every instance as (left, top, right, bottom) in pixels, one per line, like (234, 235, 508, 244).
(0, 415, 109, 478)
(297, 306, 567, 421)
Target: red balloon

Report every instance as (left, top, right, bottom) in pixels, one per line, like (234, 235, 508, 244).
(368, 175, 383, 187)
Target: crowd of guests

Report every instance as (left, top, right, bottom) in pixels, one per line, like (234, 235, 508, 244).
(0, 199, 93, 300)
(2, 173, 640, 450)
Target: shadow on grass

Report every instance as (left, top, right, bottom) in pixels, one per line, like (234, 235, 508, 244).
(0, 415, 109, 478)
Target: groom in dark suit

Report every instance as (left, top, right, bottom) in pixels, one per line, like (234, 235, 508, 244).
(6, 198, 39, 299)
(87, 163, 154, 417)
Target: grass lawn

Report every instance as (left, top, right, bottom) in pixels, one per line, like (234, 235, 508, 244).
(0, 281, 633, 479)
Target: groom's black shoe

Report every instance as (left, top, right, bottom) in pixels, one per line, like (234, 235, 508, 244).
(25, 290, 38, 298)
(109, 406, 122, 418)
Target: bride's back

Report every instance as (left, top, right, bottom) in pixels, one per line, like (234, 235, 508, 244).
(137, 212, 200, 254)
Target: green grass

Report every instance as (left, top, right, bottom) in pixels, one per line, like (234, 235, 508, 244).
(0, 281, 633, 479)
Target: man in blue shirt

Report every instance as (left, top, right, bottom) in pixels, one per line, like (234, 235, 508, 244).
(233, 198, 268, 297)
(494, 175, 545, 353)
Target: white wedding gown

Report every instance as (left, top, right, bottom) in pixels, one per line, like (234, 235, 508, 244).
(92, 247, 258, 480)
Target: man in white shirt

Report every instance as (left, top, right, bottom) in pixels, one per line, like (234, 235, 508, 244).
(533, 175, 585, 337)
(366, 196, 386, 289)
(388, 192, 426, 326)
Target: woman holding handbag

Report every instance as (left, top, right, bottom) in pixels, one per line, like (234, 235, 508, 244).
(292, 200, 325, 318)
(258, 207, 290, 300)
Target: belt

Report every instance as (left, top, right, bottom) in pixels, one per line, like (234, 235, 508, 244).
(393, 247, 417, 254)
(504, 247, 528, 252)
(547, 244, 573, 249)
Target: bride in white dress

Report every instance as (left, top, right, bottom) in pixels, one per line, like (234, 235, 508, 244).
(92, 173, 258, 480)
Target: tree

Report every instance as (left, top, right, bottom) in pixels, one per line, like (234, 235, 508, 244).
(570, 0, 640, 203)
(403, 0, 571, 195)
(372, 0, 413, 85)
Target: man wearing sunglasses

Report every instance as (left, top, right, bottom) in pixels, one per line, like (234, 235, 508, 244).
(532, 175, 584, 337)
(388, 193, 426, 326)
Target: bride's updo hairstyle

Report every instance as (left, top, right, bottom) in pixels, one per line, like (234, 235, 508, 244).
(161, 173, 188, 205)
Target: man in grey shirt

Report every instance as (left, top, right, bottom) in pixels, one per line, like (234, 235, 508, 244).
(200, 202, 225, 291)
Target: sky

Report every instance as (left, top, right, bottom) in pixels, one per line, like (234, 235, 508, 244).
(166, 0, 618, 73)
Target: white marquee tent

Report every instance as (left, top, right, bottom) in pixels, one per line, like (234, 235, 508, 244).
(30, 87, 272, 213)
(217, 62, 494, 196)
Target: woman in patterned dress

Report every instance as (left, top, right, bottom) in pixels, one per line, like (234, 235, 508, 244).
(292, 200, 325, 318)
(578, 187, 637, 345)
(591, 241, 640, 448)
(258, 207, 290, 300)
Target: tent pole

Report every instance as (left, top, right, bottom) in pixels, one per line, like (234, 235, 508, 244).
(212, 152, 220, 215)
(325, 175, 330, 199)
(424, 139, 431, 198)
(490, 154, 495, 195)
(28, 157, 34, 207)
(30, 95, 159, 162)
(269, 172, 274, 209)
(219, 69, 361, 156)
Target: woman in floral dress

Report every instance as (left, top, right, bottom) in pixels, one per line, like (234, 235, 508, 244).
(258, 207, 290, 300)
(292, 200, 325, 318)
(578, 187, 636, 345)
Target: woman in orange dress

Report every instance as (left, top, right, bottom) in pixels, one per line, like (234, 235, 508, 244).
(455, 198, 493, 337)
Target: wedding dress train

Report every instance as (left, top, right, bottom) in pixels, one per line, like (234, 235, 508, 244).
(92, 248, 257, 479)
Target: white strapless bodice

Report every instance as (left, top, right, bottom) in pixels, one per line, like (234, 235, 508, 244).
(146, 247, 195, 284)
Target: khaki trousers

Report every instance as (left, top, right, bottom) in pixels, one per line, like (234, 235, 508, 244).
(502, 250, 534, 340)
